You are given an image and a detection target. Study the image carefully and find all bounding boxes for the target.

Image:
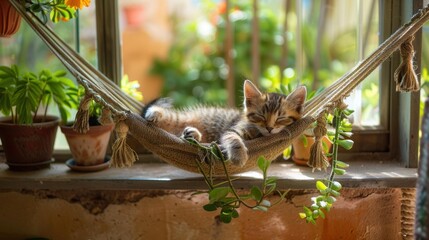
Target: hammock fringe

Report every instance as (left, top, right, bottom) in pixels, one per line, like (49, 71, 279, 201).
(395, 35, 420, 92)
(110, 121, 139, 167)
(72, 95, 92, 134)
(307, 111, 330, 171)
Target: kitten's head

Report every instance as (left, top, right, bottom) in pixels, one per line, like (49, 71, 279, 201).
(243, 80, 307, 136)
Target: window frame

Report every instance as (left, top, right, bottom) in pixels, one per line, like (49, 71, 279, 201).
(92, 0, 422, 168)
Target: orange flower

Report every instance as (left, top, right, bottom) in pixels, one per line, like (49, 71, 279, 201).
(65, 0, 91, 10)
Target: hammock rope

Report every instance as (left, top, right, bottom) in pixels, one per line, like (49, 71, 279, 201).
(9, 0, 429, 174)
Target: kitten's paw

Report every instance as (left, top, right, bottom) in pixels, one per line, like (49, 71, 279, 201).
(225, 145, 249, 167)
(181, 126, 202, 142)
(144, 107, 162, 122)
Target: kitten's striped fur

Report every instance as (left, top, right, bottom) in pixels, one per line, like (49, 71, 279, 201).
(143, 80, 307, 166)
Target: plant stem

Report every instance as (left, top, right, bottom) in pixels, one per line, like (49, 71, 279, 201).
(213, 143, 257, 209)
(328, 109, 341, 187)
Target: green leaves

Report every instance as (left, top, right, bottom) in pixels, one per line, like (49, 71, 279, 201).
(301, 107, 353, 224)
(337, 139, 354, 150)
(50, 3, 76, 23)
(24, 0, 76, 24)
(0, 65, 77, 124)
(196, 155, 285, 224)
(209, 187, 230, 202)
(14, 73, 42, 124)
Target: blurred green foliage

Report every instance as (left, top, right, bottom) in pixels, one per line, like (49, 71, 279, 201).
(150, 0, 380, 127)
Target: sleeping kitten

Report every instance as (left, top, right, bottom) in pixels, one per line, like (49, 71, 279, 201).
(143, 80, 306, 166)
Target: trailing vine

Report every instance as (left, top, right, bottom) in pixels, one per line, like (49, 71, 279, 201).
(185, 138, 287, 223)
(300, 108, 354, 224)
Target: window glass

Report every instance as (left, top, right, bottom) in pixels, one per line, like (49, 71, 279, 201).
(118, 0, 380, 126)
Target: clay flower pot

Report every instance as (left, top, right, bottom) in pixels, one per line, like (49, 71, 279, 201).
(0, 0, 22, 37)
(291, 135, 332, 166)
(0, 116, 59, 170)
(60, 124, 114, 167)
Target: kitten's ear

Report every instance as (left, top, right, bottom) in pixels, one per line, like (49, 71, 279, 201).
(243, 80, 263, 107)
(244, 80, 262, 99)
(286, 86, 307, 113)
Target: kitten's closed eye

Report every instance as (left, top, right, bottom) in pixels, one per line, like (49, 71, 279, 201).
(276, 116, 297, 126)
(247, 113, 265, 123)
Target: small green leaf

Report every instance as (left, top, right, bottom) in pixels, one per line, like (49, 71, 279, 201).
(209, 187, 230, 202)
(257, 156, 270, 172)
(203, 204, 217, 212)
(316, 181, 328, 191)
(303, 206, 312, 216)
(231, 209, 239, 218)
(326, 196, 336, 204)
(334, 168, 347, 175)
(219, 213, 232, 223)
(253, 206, 268, 212)
(337, 139, 354, 150)
(319, 209, 326, 219)
(330, 189, 340, 197)
(331, 181, 342, 191)
(250, 186, 263, 201)
(335, 160, 350, 168)
(260, 200, 271, 207)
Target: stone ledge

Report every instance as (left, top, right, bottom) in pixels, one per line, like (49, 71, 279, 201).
(0, 160, 417, 190)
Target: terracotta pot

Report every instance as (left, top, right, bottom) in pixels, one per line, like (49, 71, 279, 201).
(123, 5, 145, 27)
(291, 135, 332, 166)
(0, 116, 59, 170)
(0, 0, 22, 37)
(60, 124, 114, 166)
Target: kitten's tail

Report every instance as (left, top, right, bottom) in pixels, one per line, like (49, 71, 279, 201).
(141, 98, 173, 118)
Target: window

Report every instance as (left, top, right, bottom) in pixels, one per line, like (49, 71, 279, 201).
(112, 0, 421, 166)
(0, 0, 421, 167)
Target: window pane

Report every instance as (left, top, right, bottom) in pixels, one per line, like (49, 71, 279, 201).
(118, 0, 380, 126)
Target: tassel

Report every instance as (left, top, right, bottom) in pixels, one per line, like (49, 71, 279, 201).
(307, 112, 330, 172)
(394, 35, 419, 92)
(98, 108, 113, 125)
(110, 121, 139, 167)
(72, 95, 92, 133)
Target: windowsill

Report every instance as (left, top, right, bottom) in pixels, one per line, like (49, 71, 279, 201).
(0, 156, 418, 191)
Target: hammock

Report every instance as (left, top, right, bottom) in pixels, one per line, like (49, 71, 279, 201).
(9, 0, 428, 175)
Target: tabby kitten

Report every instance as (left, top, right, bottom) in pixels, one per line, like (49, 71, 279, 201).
(143, 80, 306, 166)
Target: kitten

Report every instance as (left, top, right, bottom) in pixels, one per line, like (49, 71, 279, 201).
(143, 80, 307, 166)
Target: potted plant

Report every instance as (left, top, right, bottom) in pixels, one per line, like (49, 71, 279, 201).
(60, 87, 114, 172)
(0, 65, 77, 170)
(0, 0, 22, 38)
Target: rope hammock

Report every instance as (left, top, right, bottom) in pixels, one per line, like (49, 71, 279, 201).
(9, 0, 429, 175)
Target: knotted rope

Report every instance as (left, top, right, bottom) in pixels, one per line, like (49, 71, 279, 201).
(395, 36, 420, 92)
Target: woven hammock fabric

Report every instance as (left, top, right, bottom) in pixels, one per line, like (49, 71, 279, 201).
(9, 0, 429, 174)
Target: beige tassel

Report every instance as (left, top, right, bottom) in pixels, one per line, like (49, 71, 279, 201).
(394, 35, 419, 92)
(307, 113, 330, 172)
(110, 121, 138, 167)
(98, 108, 113, 125)
(72, 95, 92, 134)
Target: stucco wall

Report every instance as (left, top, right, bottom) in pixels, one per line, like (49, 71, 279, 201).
(0, 188, 412, 240)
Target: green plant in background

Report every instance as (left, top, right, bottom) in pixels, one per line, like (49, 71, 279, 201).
(22, 0, 78, 24)
(185, 138, 287, 224)
(0, 65, 78, 124)
(121, 74, 144, 102)
(300, 107, 354, 224)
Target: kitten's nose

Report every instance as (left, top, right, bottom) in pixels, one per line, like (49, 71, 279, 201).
(266, 127, 273, 133)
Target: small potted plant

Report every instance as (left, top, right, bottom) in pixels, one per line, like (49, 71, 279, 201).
(60, 87, 114, 172)
(0, 65, 77, 170)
